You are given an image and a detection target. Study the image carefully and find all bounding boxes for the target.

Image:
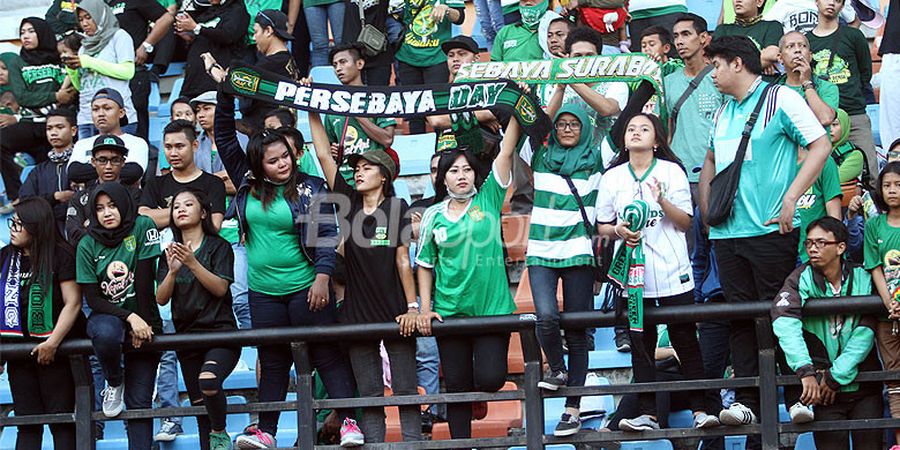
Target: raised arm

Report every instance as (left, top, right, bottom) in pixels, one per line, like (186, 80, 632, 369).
(309, 111, 339, 189)
(214, 90, 250, 188)
(494, 116, 521, 186)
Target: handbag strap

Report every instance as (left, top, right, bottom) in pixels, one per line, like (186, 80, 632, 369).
(561, 174, 599, 257)
(670, 65, 714, 134)
(732, 83, 775, 165)
(357, 0, 367, 25)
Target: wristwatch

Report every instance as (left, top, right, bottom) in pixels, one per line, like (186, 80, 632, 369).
(801, 81, 815, 91)
(141, 41, 154, 53)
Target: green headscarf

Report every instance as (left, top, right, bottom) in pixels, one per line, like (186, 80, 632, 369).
(833, 108, 851, 148)
(0, 52, 19, 96)
(520, 0, 548, 30)
(544, 103, 599, 177)
(77, 0, 121, 57)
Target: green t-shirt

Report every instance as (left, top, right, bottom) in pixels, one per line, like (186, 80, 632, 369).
(664, 68, 725, 181)
(76, 216, 162, 323)
(245, 186, 317, 295)
(243, 0, 284, 44)
(156, 0, 176, 8)
(864, 214, 900, 304)
(395, 0, 465, 67)
(807, 26, 873, 116)
(220, 197, 239, 244)
(708, 81, 827, 240)
(777, 77, 841, 113)
(322, 114, 397, 183)
(721, 3, 777, 25)
(797, 156, 842, 261)
(298, 145, 323, 178)
(415, 167, 516, 318)
(713, 20, 784, 52)
(490, 24, 542, 62)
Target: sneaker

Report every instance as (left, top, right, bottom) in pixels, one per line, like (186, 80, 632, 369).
(554, 413, 582, 437)
(789, 402, 815, 424)
(537, 370, 569, 391)
(235, 425, 276, 449)
(614, 330, 631, 352)
(340, 418, 365, 447)
(694, 412, 721, 428)
(210, 431, 233, 450)
(100, 384, 125, 417)
(619, 414, 660, 432)
(718, 402, 757, 426)
(154, 419, 183, 442)
(890, 445, 900, 450)
(421, 410, 435, 434)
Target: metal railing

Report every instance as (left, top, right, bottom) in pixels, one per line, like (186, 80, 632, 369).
(1, 295, 898, 450)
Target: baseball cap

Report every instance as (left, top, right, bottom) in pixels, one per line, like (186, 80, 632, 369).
(91, 88, 129, 127)
(346, 149, 399, 180)
(256, 9, 294, 41)
(91, 134, 129, 157)
(441, 35, 480, 55)
(190, 91, 218, 108)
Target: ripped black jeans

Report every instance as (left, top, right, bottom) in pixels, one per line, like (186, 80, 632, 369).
(177, 347, 240, 448)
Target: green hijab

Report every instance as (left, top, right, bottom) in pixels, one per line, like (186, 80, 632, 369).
(0, 52, 20, 96)
(544, 103, 599, 177)
(833, 108, 851, 148)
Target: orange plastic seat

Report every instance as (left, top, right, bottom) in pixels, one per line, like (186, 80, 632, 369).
(430, 382, 523, 439)
(502, 215, 530, 263)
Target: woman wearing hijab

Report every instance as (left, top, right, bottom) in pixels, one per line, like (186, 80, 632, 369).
(0, 18, 74, 201)
(521, 103, 604, 437)
(75, 182, 162, 450)
(63, 0, 137, 138)
(173, 0, 249, 99)
(2, 197, 85, 450)
(830, 108, 867, 185)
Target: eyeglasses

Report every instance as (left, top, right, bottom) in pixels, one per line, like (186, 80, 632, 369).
(93, 156, 124, 166)
(803, 239, 840, 249)
(7, 218, 22, 232)
(555, 121, 582, 131)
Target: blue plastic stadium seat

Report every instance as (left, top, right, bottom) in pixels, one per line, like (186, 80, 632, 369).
(149, 82, 161, 113)
(393, 134, 437, 176)
(699, 435, 747, 450)
(309, 66, 341, 85)
(19, 165, 35, 184)
(471, 19, 488, 50)
(0, 412, 55, 449)
(149, 116, 168, 150)
(685, 0, 721, 32)
(794, 433, 817, 450)
(394, 179, 412, 204)
(160, 62, 187, 79)
(867, 104, 881, 147)
(668, 409, 694, 428)
(0, 365, 12, 404)
(296, 110, 312, 144)
(581, 349, 632, 370)
(423, 182, 435, 199)
(159, 78, 185, 118)
(620, 440, 674, 450)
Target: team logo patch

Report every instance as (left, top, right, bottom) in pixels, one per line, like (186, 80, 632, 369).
(468, 206, 485, 222)
(124, 236, 136, 252)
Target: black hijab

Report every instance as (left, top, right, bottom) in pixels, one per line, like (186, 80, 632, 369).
(19, 17, 61, 66)
(87, 182, 137, 248)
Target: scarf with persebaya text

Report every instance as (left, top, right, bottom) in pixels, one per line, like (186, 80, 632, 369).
(223, 65, 553, 142)
(607, 200, 649, 332)
(1, 249, 54, 338)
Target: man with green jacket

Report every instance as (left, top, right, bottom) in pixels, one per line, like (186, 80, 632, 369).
(771, 216, 882, 450)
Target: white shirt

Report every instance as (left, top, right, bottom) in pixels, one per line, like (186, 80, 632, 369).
(70, 132, 150, 171)
(596, 159, 695, 298)
(75, 29, 137, 126)
(763, 0, 857, 33)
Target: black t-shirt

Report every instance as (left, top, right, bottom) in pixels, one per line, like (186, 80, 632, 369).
(0, 244, 85, 341)
(107, 0, 168, 51)
(157, 235, 237, 333)
(882, 0, 900, 55)
(409, 196, 434, 212)
(140, 172, 227, 215)
(342, 0, 395, 69)
(332, 175, 412, 324)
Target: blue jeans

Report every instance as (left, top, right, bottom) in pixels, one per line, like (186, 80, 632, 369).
(529, 264, 594, 408)
(472, 0, 504, 45)
(305, 2, 345, 67)
(231, 243, 251, 329)
(77, 123, 138, 140)
(416, 336, 443, 417)
(386, 16, 403, 45)
(156, 318, 182, 426)
(249, 288, 356, 436)
(87, 313, 161, 450)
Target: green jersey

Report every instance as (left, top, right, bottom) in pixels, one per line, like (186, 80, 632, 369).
(664, 68, 725, 180)
(395, 0, 465, 67)
(416, 167, 515, 318)
(864, 214, 900, 306)
(243, 0, 283, 44)
(322, 114, 397, 183)
(807, 26, 873, 116)
(75, 216, 162, 326)
(777, 77, 840, 113)
(490, 24, 542, 62)
(797, 156, 842, 261)
(713, 19, 784, 51)
(708, 81, 827, 240)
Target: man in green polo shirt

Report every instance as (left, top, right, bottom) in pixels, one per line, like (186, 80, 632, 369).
(777, 31, 839, 126)
(713, 0, 783, 75)
(698, 36, 831, 448)
(491, 0, 548, 62)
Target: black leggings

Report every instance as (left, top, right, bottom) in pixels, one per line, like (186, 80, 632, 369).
(177, 347, 240, 448)
(437, 333, 510, 439)
(0, 120, 49, 199)
(7, 355, 78, 450)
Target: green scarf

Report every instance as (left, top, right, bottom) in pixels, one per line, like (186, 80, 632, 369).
(520, 0, 548, 30)
(833, 108, 851, 149)
(0, 249, 54, 338)
(607, 200, 649, 332)
(544, 103, 599, 177)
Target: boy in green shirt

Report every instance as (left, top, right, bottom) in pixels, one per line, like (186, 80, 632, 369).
(491, 0, 547, 62)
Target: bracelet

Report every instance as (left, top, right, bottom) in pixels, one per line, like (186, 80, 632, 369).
(407, 302, 420, 310)
(801, 81, 815, 91)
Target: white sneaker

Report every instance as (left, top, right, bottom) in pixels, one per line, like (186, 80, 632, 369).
(718, 402, 756, 426)
(789, 402, 815, 424)
(101, 384, 125, 417)
(694, 412, 721, 428)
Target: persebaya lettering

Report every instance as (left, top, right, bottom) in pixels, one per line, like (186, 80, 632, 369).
(273, 83, 438, 115)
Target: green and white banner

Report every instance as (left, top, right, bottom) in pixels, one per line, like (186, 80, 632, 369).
(224, 65, 552, 141)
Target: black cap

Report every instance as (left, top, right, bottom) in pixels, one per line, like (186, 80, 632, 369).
(91, 134, 129, 156)
(67, 161, 99, 184)
(441, 35, 479, 55)
(256, 9, 294, 41)
(92, 88, 129, 127)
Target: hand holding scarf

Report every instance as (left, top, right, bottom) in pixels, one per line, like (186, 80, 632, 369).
(607, 200, 649, 332)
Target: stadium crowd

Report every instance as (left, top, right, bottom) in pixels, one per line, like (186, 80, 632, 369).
(0, 0, 898, 449)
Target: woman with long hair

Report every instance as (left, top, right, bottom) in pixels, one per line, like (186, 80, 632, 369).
(597, 113, 716, 431)
(75, 182, 162, 450)
(309, 110, 422, 443)
(2, 197, 84, 450)
(156, 188, 239, 450)
(214, 91, 361, 449)
(415, 115, 520, 440)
